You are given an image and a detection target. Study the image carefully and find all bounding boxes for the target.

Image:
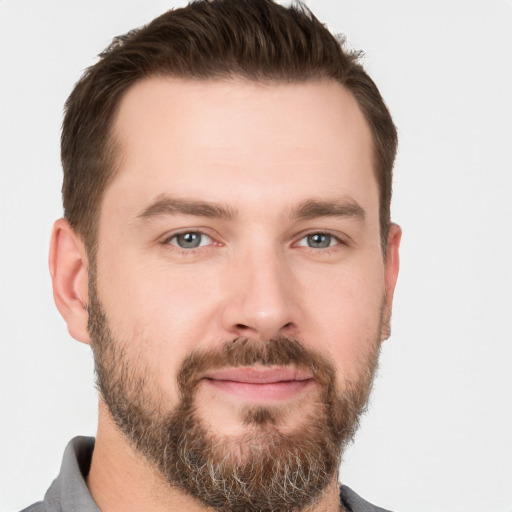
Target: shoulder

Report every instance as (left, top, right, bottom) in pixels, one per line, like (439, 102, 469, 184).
(17, 437, 97, 512)
(340, 485, 395, 512)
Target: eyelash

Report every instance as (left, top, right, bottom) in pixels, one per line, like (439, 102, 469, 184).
(162, 230, 219, 254)
(295, 231, 345, 250)
(162, 229, 347, 255)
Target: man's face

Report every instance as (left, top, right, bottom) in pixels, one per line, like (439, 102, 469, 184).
(88, 77, 399, 509)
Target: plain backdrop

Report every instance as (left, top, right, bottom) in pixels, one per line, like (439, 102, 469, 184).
(1, 1, 511, 511)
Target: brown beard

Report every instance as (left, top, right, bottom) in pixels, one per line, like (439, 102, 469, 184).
(87, 277, 381, 512)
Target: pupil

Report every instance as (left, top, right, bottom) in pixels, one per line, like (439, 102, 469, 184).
(308, 233, 330, 248)
(179, 232, 200, 248)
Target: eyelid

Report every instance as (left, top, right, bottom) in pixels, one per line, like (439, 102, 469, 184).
(168, 232, 212, 248)
(292, 229, 348, 248)
(158, 227, 349, 251)
(161, 228, 220, 247)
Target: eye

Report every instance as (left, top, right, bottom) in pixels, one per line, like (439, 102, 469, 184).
(167, 231, 212, 249)
(297, 233, 340, 249)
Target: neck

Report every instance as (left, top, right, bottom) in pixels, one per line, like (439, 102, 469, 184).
(87, 402, 343, 512)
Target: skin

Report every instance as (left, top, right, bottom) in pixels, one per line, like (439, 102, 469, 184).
(50, 77, 401, 512)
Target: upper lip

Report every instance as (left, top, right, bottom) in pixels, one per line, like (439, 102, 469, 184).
(202, 367, 314, 384)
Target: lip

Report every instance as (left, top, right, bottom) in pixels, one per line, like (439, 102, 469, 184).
(202, 367, 315, 402)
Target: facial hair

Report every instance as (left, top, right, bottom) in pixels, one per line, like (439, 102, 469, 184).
(87, 277, 382, 512)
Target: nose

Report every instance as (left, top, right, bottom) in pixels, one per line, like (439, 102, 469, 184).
(220, 247, 300, 341)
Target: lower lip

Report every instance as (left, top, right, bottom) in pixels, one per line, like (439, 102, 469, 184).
(204, 378, 315, 402)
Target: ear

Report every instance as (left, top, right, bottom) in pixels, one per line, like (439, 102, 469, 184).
(49, 218, 90, 344)
(381, 223, 402, 341)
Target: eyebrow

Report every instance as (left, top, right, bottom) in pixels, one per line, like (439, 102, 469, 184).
(135, 195, 365, 224)
(136, 196, 236, 221)
(289, 198, 366, 222)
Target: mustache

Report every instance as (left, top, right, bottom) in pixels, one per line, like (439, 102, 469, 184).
(177, 336, 337, 397)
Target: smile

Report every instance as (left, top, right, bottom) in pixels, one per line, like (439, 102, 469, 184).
(202, 367, 315, 402)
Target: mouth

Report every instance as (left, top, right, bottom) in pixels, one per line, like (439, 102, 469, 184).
(202, 366, 315, 403)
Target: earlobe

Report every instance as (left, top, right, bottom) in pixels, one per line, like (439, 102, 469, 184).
(381, 223, 402, 341)
(49, 218, 90, 344)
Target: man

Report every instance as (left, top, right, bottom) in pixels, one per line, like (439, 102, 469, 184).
(22, 0, 401, 510)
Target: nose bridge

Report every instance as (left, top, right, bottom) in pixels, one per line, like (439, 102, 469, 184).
(221, 240, 299, 339)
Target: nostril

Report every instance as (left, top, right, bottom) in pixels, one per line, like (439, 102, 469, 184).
(235, 322, 293, 332)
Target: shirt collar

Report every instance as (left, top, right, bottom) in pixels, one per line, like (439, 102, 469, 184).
(44, 436, 99, 512)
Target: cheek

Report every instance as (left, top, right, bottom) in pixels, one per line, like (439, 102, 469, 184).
(94, 249, 223, 399)
(97, 239, 213, 325)
(300, 261, 385, 382)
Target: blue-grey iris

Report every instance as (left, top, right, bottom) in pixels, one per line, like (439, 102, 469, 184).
(307, 233, 331, 248)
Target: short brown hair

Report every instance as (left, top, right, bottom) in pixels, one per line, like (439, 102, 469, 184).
(62, 0, 397, 256)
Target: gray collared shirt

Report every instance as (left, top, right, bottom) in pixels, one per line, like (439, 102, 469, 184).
(20, 437, 393, 512)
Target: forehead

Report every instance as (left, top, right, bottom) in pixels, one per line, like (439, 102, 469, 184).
(106, 77, 377, 219)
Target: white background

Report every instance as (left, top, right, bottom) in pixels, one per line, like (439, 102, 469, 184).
(1, 1, 511, 511)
